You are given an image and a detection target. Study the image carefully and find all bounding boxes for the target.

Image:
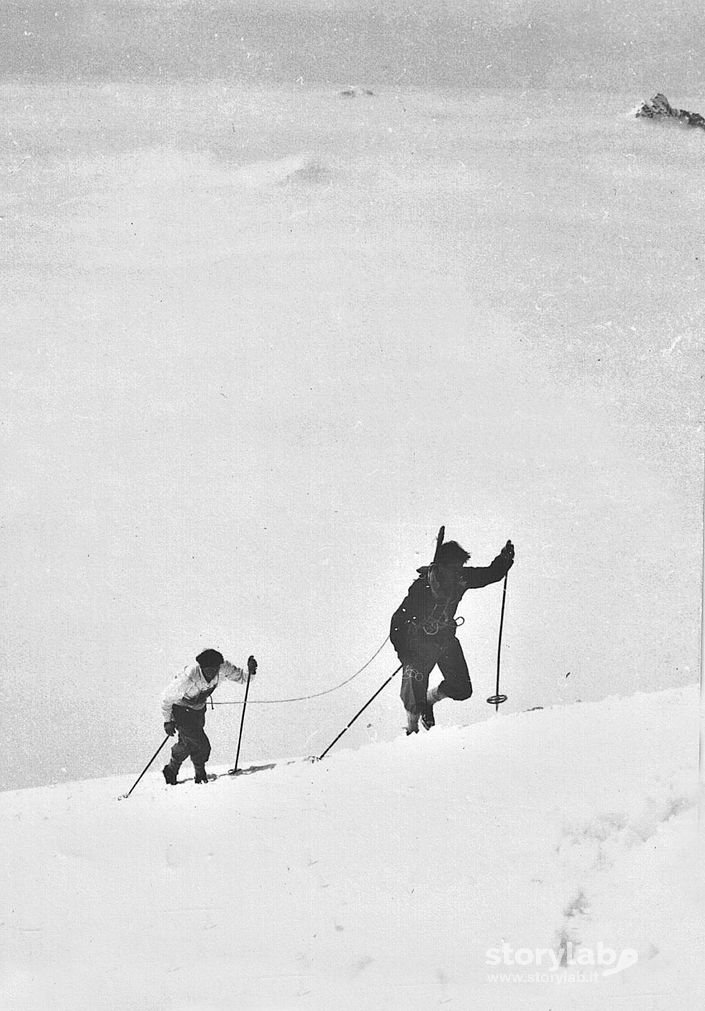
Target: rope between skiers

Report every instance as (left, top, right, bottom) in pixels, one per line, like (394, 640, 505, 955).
(209, 634, 391, 705)
(121, 527, 515, 798)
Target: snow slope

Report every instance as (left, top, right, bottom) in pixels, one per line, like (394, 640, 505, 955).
(1, 684, 701, 1010)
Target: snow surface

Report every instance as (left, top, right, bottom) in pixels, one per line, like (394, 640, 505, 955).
(1, 685, 702, 1009)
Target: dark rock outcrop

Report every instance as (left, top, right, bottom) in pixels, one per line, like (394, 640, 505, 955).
(636, 93, 705, 130)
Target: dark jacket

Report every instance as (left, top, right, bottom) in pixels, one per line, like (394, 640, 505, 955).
(391, 550, 511, 647)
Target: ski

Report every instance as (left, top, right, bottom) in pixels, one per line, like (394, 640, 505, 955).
(228, 757, 314, 777)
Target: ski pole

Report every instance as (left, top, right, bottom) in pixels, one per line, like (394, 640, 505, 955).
(487, 571, 509, 712)
(317, 664, 403, 761)
(119, 734, 170, 800)
(230, 664, 254, 775)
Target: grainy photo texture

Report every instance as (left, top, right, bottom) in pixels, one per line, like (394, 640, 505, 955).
(1, 1, 703, 1008)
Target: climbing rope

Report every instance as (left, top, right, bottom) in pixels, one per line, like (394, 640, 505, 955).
(210, 635, 391, 705)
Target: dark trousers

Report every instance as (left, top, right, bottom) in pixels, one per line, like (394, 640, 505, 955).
(168, 705, 211, 771)
(392, 627, 473, 715)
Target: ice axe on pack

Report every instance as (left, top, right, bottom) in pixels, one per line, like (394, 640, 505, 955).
(433, 524, 445, 562)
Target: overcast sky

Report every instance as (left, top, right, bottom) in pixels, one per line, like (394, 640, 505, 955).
(2, 0, 704, 91)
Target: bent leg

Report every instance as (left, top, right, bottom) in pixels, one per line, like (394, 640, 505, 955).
(189, 720, 211, 783)
(394, 625, 439, 718)
(189, 726, 211, 769)
(436, 638, 473, 701)
(171, 707, 211, 773)
(169, 735, 190, 772)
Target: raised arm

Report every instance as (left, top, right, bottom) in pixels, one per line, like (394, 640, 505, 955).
(220, 656, 257, 684)
(463, 540, 515, 589)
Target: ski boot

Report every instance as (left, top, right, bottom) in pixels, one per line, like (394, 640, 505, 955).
(405, 711, 420, 736)
(162, 764, 178, 785)
(421, 686, 446, 730)
(194, 766, 209, 784)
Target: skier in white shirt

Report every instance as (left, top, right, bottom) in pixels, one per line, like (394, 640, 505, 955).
(161, 648, 257, 784)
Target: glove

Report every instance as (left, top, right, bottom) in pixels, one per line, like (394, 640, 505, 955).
(247, 655, 257, 676)
(164, 721, 176, 736)
(501, 540, 515, 569)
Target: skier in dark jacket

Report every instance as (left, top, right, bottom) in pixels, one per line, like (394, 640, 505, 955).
(390, 539, 514, 734)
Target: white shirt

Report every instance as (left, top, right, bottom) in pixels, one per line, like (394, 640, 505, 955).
(161, 661, 251, 722)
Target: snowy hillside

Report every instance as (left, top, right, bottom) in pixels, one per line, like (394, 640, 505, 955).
(1, 684, 701, 1010)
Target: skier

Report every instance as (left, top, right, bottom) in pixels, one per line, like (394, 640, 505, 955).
(390, 538, 514, 734)
(161, 648, 257, 784)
